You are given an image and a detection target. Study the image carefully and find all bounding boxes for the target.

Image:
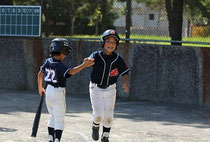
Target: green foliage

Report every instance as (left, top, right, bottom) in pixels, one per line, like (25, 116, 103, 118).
(88, 7, 102, 26)
(185, 0, 210, 25)
(73, 1, 100, 33)
(13, 0, 119, 35)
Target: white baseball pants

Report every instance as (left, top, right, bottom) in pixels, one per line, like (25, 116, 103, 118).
(45, 84, 66, 130)
(89, 81, 116, 128)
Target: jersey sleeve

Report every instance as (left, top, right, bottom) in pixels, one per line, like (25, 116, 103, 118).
(89, 51, 98, 59)
(57, 63, 72, 78)
(118, 56, 130, 76)
(40, 59, 48, 73)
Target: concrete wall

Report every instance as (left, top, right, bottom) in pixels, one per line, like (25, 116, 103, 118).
(0, 39, 27, 90)
(130, 45, 202, 104)
(0, 37, 207, 105)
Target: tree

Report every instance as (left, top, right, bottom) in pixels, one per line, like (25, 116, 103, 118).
(72, 0, 101, 34)
(165, 0, 184, 45)
(14, 0, 97, 35)
(99, 0, 118, 33)
(185, 0, 210, 25)
(137, 0, 184, 45)
(88, 7, 102, 35)
(125, 0, 131, 41)
(0, 0, 13, 5)
(138, 0, 209, 44)
(116, 0, 132, 40)
(12, 0, 120, 36)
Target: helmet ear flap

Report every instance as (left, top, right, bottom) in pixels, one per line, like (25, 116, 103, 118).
(100, 38, 105, 48)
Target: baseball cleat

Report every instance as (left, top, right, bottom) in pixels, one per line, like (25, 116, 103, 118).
(54, 138, 60, 142)
(92, 126, 99, 141)
(101, 136, 109, 142)
(48, 135, 53, 142)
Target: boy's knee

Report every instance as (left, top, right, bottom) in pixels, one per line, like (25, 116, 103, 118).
(106, 117, 113, 124)
(95, 116, 102, 123)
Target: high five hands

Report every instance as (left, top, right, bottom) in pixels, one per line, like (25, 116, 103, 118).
(83, 58, 95, 67)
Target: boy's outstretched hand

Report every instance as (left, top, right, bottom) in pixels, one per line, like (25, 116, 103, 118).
(83, 58, 95, 67)
(68, 58, 95, 75)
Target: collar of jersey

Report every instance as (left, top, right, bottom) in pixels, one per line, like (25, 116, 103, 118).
(50, 58, 61, 63)
(101, 50, 117, 57)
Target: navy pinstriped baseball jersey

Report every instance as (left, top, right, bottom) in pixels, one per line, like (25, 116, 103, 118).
(40, 58, 71, 87)
(89, 50, 130, 86)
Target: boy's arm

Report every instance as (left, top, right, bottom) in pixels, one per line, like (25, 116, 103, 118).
(122, 74, 129, 93)
(68, 63, 87, 75)
(68, 58, 94, 75)
(37, 71, 46, 96)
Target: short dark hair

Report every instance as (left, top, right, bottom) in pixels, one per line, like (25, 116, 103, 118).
(50, 51, 61, 57)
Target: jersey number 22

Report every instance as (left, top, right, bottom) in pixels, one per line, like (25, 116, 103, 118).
(45, 69, 57, 83)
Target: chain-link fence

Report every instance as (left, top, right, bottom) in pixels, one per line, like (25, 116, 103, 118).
(39, 0, 210, 45)
(112, 0, 210, 45)
(115, 1, 207, 37)
(1, 0, 209, 45)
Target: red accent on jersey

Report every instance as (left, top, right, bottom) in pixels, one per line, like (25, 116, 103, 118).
(109, 68, 119, 77)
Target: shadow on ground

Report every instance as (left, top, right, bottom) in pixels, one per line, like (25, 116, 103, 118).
(0, 90, 210, 130)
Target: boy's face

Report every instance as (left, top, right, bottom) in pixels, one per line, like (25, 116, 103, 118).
(60, 53, 66, 60)
(104, 36, 117, 54)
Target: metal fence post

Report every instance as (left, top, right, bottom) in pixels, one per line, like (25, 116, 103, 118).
(126, 0, 131, 43)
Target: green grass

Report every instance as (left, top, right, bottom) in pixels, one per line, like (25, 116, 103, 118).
(49, 34, 210, 47)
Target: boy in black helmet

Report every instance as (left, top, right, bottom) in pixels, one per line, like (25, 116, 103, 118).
(37, 38, 94, 142)
(88, 29, 130, 142)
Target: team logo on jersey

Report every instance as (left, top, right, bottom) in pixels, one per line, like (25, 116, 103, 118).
(109, 68, 119, 77)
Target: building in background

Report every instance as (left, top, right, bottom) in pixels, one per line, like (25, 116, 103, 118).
(114, 1, 190, 38)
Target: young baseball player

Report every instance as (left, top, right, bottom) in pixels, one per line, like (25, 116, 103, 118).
(88, 29, 130, 142)
(37, 38, 94, 142)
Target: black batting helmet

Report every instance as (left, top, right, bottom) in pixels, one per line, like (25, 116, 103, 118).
(49, 38, 72, 55)
(100, 29, 120, 48)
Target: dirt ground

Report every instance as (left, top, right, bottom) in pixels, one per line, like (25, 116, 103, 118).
(0, 90, 210, 142)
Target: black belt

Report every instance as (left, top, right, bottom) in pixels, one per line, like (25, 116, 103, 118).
(47, 83, 65, 88)
(97, 84, 109, 89)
